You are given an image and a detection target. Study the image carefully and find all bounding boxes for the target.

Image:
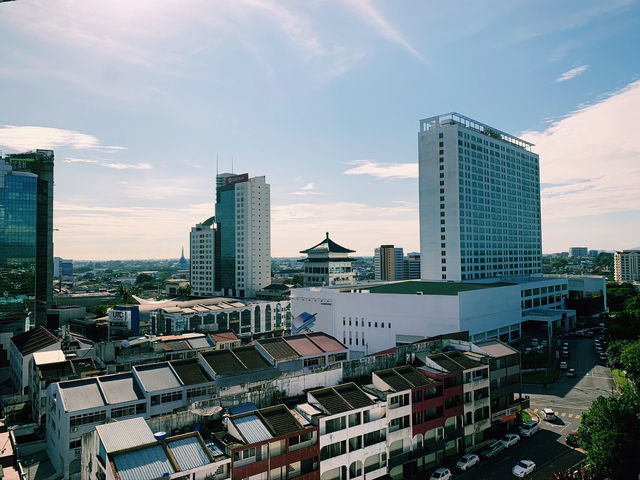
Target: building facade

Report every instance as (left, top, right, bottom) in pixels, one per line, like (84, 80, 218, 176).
(374, 245, 404, 281)
(403, 253, 421, 280)
(0, 161, 39, 364)
(4, 150, 54, 323)
(215, 173, 271, 298)
(569, 247, 588, 258)
(614, 250, 640, 284)
(191, 217, 217, 297)
(300, 233, 355, 287)
(418, 113, 541, 281)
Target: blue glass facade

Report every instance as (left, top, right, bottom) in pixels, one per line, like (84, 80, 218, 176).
(0, 165, 38, 363)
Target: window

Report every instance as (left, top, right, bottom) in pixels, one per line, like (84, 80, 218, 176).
(325, 416, 346, 433)
(70, 410, 106, 427)
(69, 439, 81, 450)
(349, 412, 361, 427)
(111, 405, 135, 419)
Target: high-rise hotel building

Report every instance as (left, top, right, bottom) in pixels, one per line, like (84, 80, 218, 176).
(190, 217, 216, 297)
(419, 113, 542, 281)
(215, 173, 271, 298)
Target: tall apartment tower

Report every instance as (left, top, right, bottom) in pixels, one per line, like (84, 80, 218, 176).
(374, 245, 404, 281)
(190, 217, 216, 297)
(614, 250, 640, 284)
(418, 113, 542, 281)
(215, 173, 271, 298)
(2, 150, 54, 326)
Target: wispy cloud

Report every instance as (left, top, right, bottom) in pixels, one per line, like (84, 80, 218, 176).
(556, 65, 589, 82)
(64, 157, 151, 170)
(0, 125, 125, 152)
(343, 160, 418, 179)
(343, 0, 424, 61)
(522, 79, 640, 223)
(291, 182, 325, 196)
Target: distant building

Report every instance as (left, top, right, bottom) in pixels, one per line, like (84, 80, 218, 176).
(300, 233, 355, 287)
(614, 250, 640, 283)
(54, 257, 74, 278)
(418, 113, 541, 281)
(190, 217, 216, 297)
(215, 173, 271, 298)
(374, 245, 404, 281)
(178, 246, 189, 268)
(165, 279, 189, 296)
(403, 252, 421, 280)
(569, 247, 588, 258)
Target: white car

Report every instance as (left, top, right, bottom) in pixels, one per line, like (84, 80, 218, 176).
(500, 433, 520, 448)
(519, 421, 539, 436)
(560, 361, 568, 369)
(512, 459, 536, 477)
(542, 408, 556, 421)
(456, 453, 480, 471)
(531, 338, 539, 346)
(429, 467, 452, 480)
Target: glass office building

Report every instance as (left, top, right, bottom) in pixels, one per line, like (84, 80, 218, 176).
(0, 161, 38, 364)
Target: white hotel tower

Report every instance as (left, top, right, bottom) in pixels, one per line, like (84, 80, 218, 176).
(419, 113, 542, 281)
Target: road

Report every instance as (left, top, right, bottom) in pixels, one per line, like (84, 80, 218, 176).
(441, 336, 613, 480)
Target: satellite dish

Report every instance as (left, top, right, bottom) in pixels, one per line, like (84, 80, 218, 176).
(121, 340, 130, 348)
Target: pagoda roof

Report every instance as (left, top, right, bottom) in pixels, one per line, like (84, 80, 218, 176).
(300, 232, 355, 254)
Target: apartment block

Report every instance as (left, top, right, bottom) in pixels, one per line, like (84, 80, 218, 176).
(614, 250, 640, 283)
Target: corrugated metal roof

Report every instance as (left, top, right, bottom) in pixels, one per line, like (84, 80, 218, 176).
(187, 336, 213, 349)
(98, 373, 145, 404)
(285, 336, 323, 356)
(306, 332, 346, 353)
(59, 379, 106, 412)
(229, 403, 258, 415)
(233, 414, 273, 444)
(168, 436, 210, 470)
(113, 445, 174, 480)
(134, 363, 182, 392)
(96, 417, 156, 453)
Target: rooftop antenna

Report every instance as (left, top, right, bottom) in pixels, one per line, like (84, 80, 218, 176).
(216, 153, 219, 176)
(231, 155, 234, 174)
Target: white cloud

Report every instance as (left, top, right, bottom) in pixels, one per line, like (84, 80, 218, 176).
(300, 182, 315, 190)
(64, 157, 151, 170)
(343, 0, 424, 61)
(0, 125, 125, 152)
(556, 65, 589, 83)
(343, 160, 418, 179)
(521, 79, 640, 223)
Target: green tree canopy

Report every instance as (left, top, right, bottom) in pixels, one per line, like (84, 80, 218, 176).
(578, 386, 640, 479)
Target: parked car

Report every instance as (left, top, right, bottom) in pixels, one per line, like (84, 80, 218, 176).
(481, 440, 505, 458)
(512, 460, 536, 477)
(519, 421, 539, 437)
(429, 467, 452, 480)
(566, 431, 579, 448)
(562, 342, 569, 347)
(524, 347, 532, 355)
(542, 408, 556, 421)
(500, 433, 520, 448)
(560, 361, 568, 369)
(567, 368, 576, 378)
(531, 338, 539, 346)
(456, 453, 480, 471)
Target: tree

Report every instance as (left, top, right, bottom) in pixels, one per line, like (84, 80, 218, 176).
(551, 467, 596, 480)
(578, 386, 640, 479)
(177, 285, 192, 298)
(606, 340, 630, 371)
(116, 283, 134, 304)
(606, 283, 639, 313)
(619, 341, 640, 387)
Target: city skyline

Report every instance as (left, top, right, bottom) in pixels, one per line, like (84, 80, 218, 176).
(1, 1, 640, 259)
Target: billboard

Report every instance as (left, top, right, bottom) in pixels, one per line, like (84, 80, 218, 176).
(292, 312, 317, 335)
(225, 173, 249, 186)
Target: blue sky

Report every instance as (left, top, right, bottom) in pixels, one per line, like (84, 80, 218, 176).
(1, 0, 639, 259)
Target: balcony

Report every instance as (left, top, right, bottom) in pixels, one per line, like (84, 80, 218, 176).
(408, 438, 445, 460)
(388, 451, 411, 468)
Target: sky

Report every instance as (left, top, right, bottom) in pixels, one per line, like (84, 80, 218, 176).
(1, 0, 639, 260)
